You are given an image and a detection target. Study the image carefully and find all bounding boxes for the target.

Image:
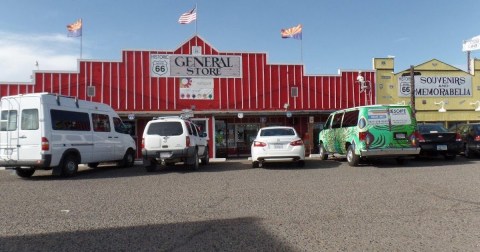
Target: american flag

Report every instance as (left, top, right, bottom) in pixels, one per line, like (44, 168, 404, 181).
(178, 7, 197, 24)
(67, 19, 82, 37)
(281, 24, 302, 40)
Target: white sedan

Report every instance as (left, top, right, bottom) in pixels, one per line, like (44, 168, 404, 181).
(251, 126, 305, 168)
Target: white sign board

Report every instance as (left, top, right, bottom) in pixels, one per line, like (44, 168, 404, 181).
(463, 35, 480, 52)
(151, 54, 242, 78)
(179, 78, 214, 100)
(398, 76, 472, 97)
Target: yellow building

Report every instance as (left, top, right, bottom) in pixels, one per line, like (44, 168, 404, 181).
(374, 57, 480, 128)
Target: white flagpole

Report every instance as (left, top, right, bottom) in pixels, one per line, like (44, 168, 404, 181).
(195, 3, 198, 35)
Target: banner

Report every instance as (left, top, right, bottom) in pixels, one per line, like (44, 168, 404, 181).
(462, 35, 480, 52)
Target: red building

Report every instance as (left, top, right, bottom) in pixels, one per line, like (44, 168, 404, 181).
(0, 35, 376, 159)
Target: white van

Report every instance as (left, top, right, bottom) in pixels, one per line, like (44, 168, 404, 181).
(0, 93, 137, 178)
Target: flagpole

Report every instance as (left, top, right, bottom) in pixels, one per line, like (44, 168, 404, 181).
(300, 38, 303, 63)
(195, 3, 198, 35)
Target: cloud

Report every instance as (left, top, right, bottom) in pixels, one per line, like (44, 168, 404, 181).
(0, 31, 82, 82)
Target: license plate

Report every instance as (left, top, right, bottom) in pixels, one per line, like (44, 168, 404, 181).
(274, 144, 283, 149)
(395, 133, 406, 139)
(437, 145, 447, 150)
(159, 152, 171, 158)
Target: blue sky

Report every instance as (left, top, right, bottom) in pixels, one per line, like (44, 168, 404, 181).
(1, 0, 479, 82)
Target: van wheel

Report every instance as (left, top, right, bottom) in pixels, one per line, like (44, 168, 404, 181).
(346, 145, 359, 167)
(88, 163, 99, 168)
(191, 151, 199, 171)
(120, 149, 135, 167)
(16, 168, 35, 178)
(252, 161, 259, 168)
(61, 155, 78, 177)
(200, 147, 209, 165)
(319, 143, 328, 160)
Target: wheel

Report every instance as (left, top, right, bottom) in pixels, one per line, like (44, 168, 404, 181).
(190, 151, 199, 171)
(16, 167, 35, 178)
(297, 160, 305, 167)
(200, 147, 209, 166)
(61, 155, 78, 177)
(346, 145, 359, 167)
(444, 154, 456, 160)
(119, 149, 135, 167)
(319, 143, 328, 160)
(464, 145, 472, 158)
(88, 163, 99, 168)
(252, 161, 259, 168)
(144, 159, 157, 172)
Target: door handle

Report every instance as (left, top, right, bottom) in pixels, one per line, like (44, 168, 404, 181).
(19, 135, 27, 139)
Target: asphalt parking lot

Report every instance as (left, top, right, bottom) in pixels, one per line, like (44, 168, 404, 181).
(1, 156, 480, 251)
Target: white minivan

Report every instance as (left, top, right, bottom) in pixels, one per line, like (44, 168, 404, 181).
(0, 93, 137, 178)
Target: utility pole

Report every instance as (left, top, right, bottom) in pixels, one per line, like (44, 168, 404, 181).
(410, 65, 415, 117)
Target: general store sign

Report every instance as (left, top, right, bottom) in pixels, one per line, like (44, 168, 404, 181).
(150, 54, 242, 78)
(398, 76, 472, 97)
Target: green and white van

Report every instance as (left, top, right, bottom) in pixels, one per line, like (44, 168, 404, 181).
(318, 104, 421, 166)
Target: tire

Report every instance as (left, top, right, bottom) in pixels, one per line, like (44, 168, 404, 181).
(252, 161, 259, 168)
(61, 155, 78, 177)
(16, 168, 35, 178)
(190, 151, 199, 171)
(145, 159, 157, 172)
(464, 145, 472, 158)
(88, 163, 99, 168)
(119, 149, 135, 168)
(319, 143, 328, 160)
(346, 145, 359, 167)
(200, 147, 209, 166)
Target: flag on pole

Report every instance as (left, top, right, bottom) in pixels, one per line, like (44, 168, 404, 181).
(178, 7, 197, 24)
(67, 19, 82, 37)
(281, 24, 302, 40)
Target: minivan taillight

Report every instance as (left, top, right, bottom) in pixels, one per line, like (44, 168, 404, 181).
(186, 136, 191, 147)
(41, 137, 49, 151)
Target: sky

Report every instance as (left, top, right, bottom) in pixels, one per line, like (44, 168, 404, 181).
(1, 0, 479, 82)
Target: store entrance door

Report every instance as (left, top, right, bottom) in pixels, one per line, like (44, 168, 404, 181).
(222, 123, 259, 158)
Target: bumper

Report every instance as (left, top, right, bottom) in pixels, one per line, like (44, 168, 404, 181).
(419, 143, 462, 154)
(0, 154, 52, 169)
(360, 147, 420, 157)
(142, 147, 195, 162)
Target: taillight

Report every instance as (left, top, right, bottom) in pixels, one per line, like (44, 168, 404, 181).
(455, 133, 463, 142)
(141, 138, 145, 149)
(186, 136, 191, 147)
(410, 131, 423, 147)
(41, 137, 49, 151)
(359, 131, 374, 147)
(290, 139, 304, 146)
(474, 135, 480, 142)
(253, 141, 267, 147)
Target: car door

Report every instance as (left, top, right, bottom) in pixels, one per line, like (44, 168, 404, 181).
(91, 113, 115, 162)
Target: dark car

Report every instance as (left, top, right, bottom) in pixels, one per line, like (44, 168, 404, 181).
(449, 123, 480, 158)
(417, 124, 462, 160)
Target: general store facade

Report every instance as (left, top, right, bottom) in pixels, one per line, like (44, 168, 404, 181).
(0, 35, 376, 159)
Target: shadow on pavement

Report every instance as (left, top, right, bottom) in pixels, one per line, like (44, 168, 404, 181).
(0, 217, 295, 252)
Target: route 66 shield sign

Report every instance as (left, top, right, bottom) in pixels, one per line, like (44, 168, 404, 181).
(152, 59, 168, 76)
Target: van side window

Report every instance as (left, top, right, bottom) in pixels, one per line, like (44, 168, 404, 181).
(331, 113, 343, 129)
(92, 113, 111, 132)
(342, 110, 359, 127)
(21, 109, 39, 130)
(51, 109, 90, 131)
(113, 117, 130, 134)
(0, 110, 17, 131)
